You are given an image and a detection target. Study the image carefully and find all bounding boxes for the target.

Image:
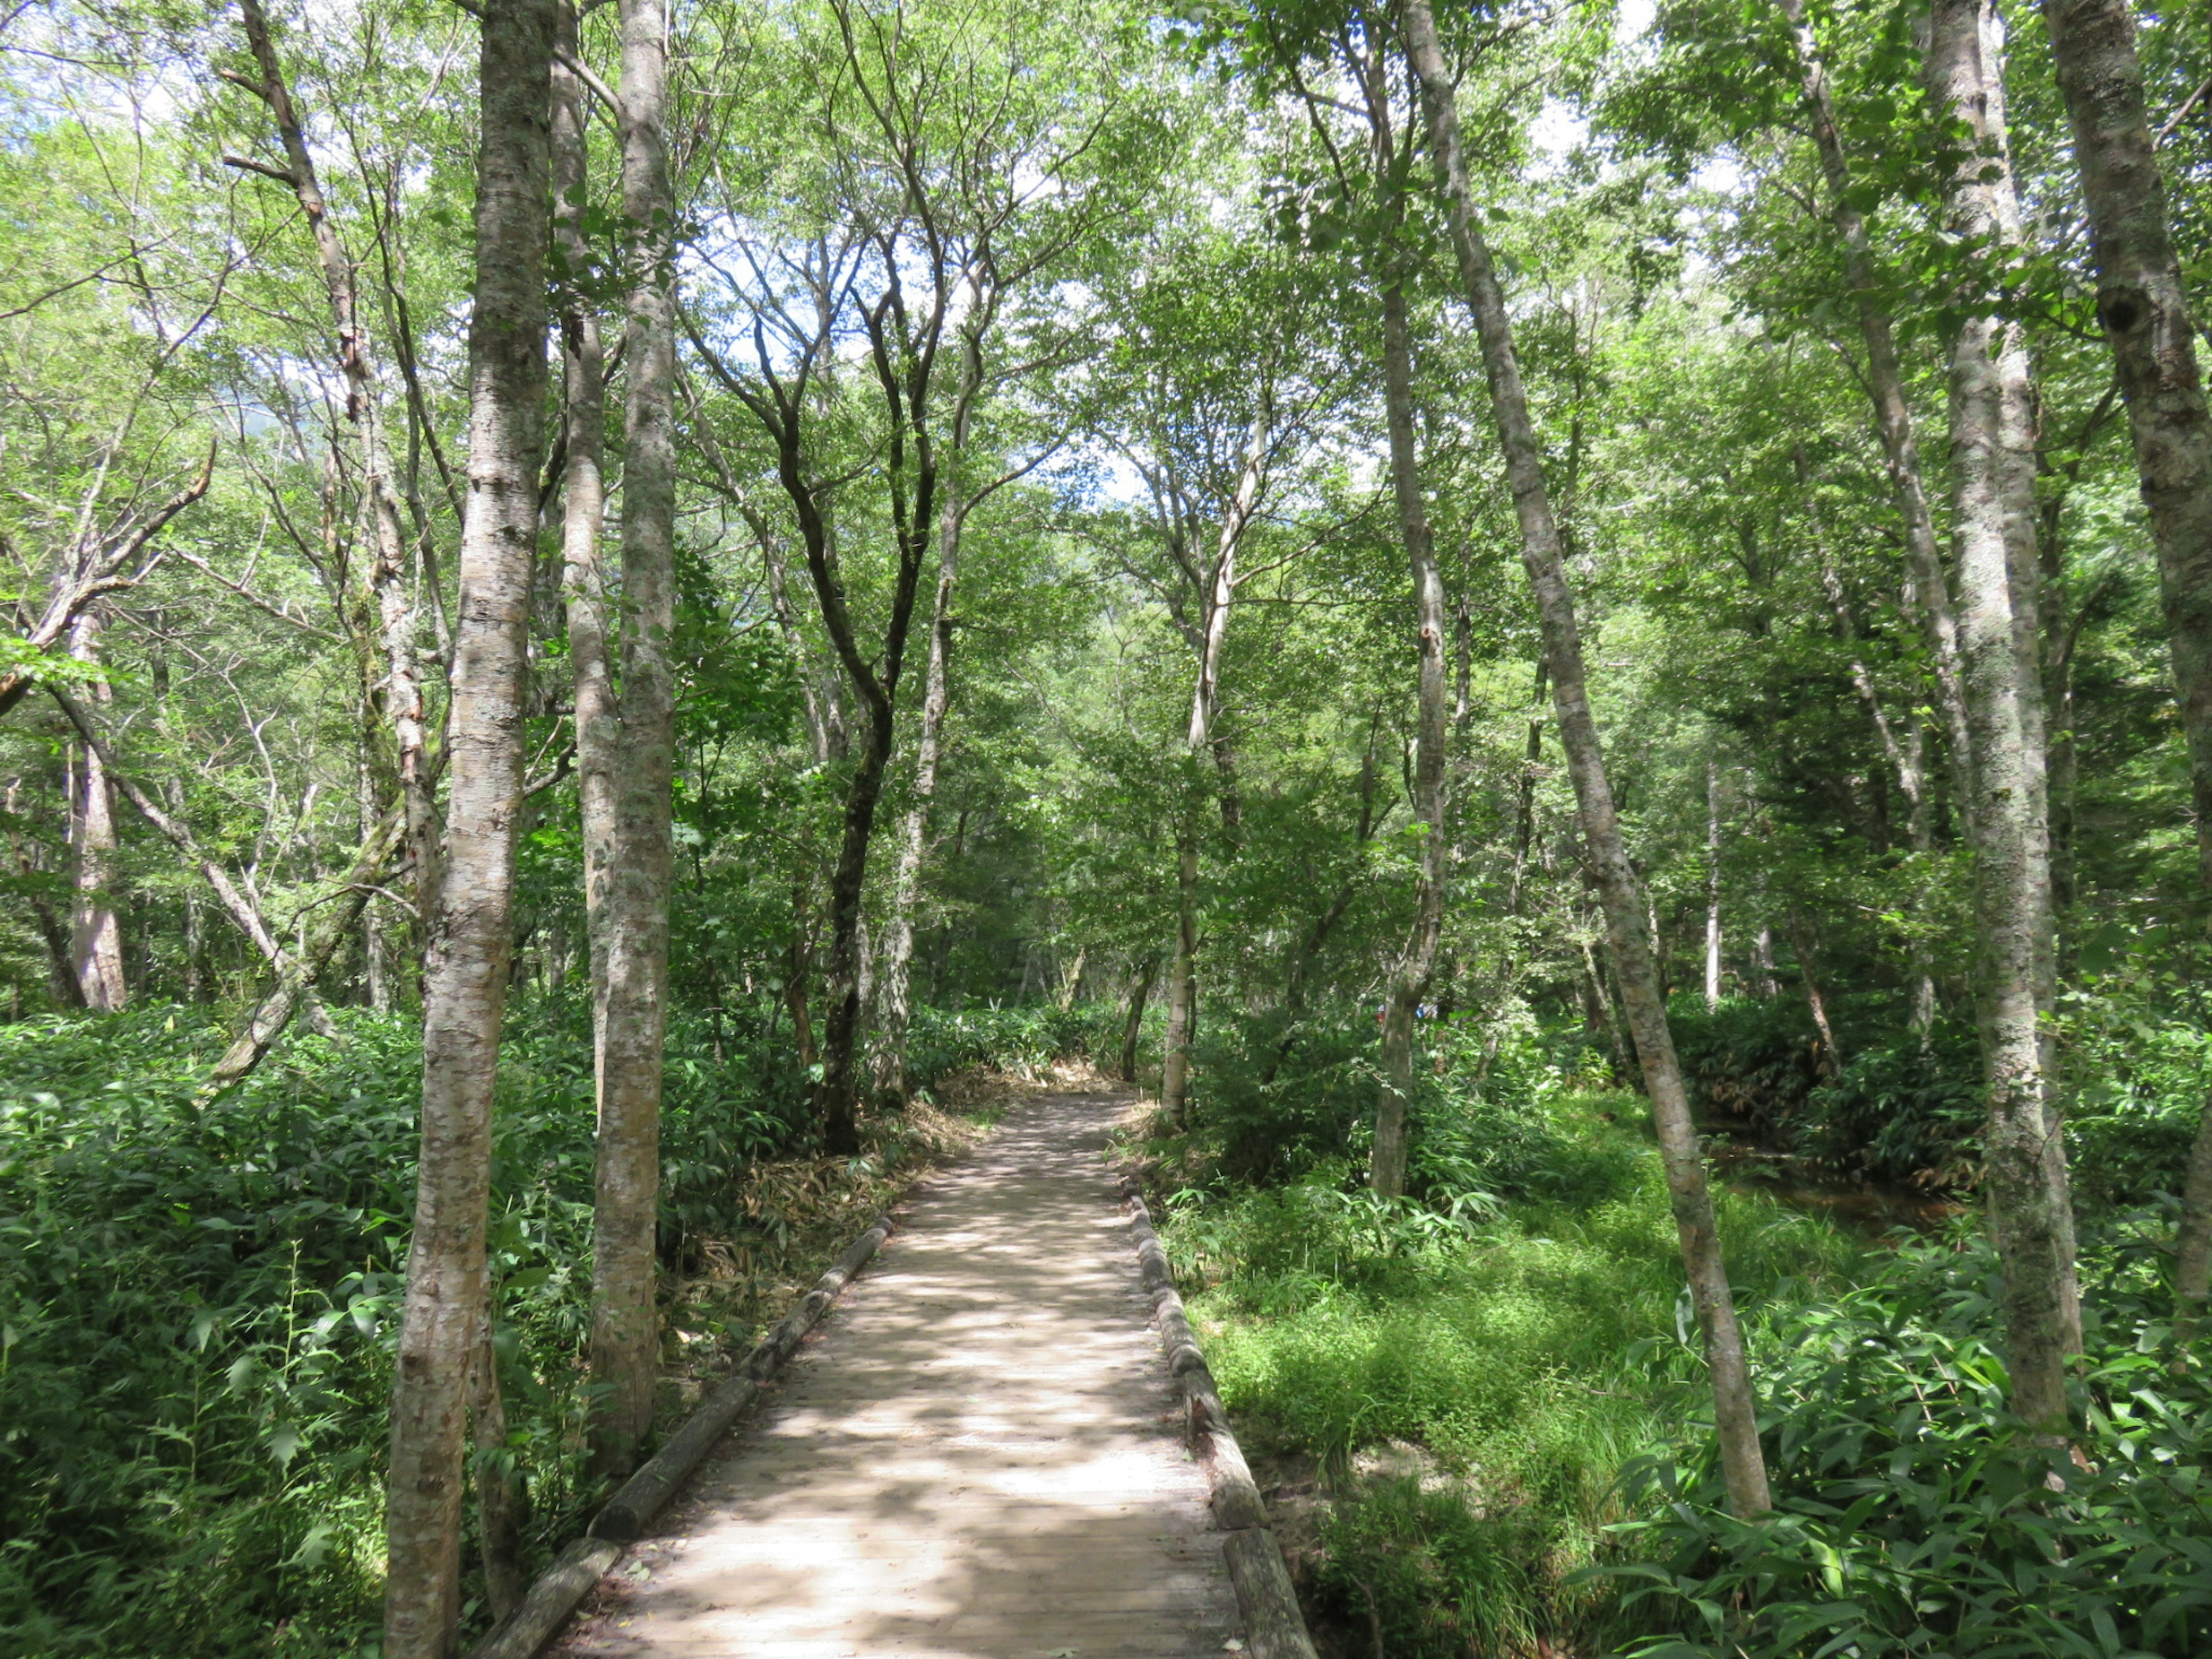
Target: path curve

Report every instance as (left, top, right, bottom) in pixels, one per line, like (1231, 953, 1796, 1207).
(556, 1088, 1240, 1659)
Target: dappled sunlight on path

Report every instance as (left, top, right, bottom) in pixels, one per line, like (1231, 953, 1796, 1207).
(556, 1090, 1238, 1659)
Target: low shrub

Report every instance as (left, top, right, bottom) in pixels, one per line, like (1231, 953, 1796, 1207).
(1600, 1218, 2212, 1658)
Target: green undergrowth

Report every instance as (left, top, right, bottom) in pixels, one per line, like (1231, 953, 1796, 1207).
(0, 998, 1057, 1659)
(1160, 1094, 1861, 1656)
(1154, 1017, 2212, 1658)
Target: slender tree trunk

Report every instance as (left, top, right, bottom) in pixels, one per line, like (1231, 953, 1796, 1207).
(234, 0, 436, 907)
(66, 613, 126, 1012)
(1370, 276, 1449, 1199)
(2041, 0, 2212, 1344)
(554, 0, 615, 1092)
(469, 1301, 525, 1623)
(871, 314, 985, 1109)
(1056, 945, 1088, 1014)
(1160, 412, 1268, 1127)
(1777, 0, 1976, 832)
(1929, 0, 2082, 1397)
(358, 741, 393, 1012)
(1161, 842, 1198, 1123)
(1402, 0, 1770, 1517)
(582, 0, 680, 1484)
(1786, 908, 1842, 1074)
(1704, 757, 1722, 1013)
(1804, 454, 1941, 1032)
(1751, 924, 1778, 998)
(1120, 955, 1157, 1085)
(380, 2, 552, 1651)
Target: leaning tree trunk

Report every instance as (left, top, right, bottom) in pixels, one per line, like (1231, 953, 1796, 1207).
(2041, 0, 2212, 1346)
(582, 0, 680, 1484)
(1800, 442, 1941, 1032)
(1777, 0, 1977, 835)
(234, 0, 436, 907)
(1120, 956, 1157, 1085)
(1929, 0, 2082, 1399)
(380, 2, 552, 1652)
(1369, 275, 1449, 1199)
(1401, 0, 1771, 1518)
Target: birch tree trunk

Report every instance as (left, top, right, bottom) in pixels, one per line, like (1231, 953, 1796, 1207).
(1800, 442, 1941, 1032)
(380, 1, 552, 1650)
(1704, 757, 1722, 1013)
(584, 0, 681, 1483)
(1369, 275, 1448, 1199)
(1777, 0, 1976, 832)
(1929, 0, 2082, 1407)
(1401, 0, 1770, 1517)
(2041, 0, 2212, 1346)
(66, 612, 126, 1012)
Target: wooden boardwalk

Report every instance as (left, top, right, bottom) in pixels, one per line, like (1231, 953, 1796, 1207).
(555, 1089, 1241, 1659)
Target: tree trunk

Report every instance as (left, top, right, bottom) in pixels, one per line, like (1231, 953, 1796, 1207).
(1929, 0, 2082, 1400)
(1160, 411, 1267, 1127)
(66, 613, 126, 1012)
(1402, 0, 1771, 1518)
(1801, 445, 1941, 1032)
(1704, 757, 1722, 1013)
(583, 0, 681, 1485)
(1369, 276, 1449, 1199)
(871, 310, 987, 1110)
(380, 1, 552, 1651)
(1056, 945, 1088, 1014)
(469, 1300, 526, 1623)
(1120, 956, 1157, 1085)
(1161, 839, 1198, 1124)
(2040, 0, 2212, 1344)
(1777, 0, 1976, 833)
(234, 0, 436, 908)
(1785, 908, 1842, 1074)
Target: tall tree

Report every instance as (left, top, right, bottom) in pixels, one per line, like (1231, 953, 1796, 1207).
(380, 0, 554, 1649)
(2040, 0, 2212, 1346)
(1400, 0, 1772, 1518)
(1927, 0, 2080, 1424)
(583, 0, 681, 1483)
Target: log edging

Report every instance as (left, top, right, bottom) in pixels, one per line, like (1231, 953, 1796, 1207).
(1122, 1176, 1319, 1659)
(468, 1211, 896, 1659)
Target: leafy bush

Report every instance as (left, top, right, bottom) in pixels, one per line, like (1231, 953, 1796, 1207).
(1795, 1017, 1983, 1187)
(2061, 984, 2212, 1207)
(1600, 1219, 2212, 1658)
(1666, 996, 1824, 1138)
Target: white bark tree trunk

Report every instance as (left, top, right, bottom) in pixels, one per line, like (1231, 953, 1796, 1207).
(1930, 0, 2082, 1418)
(66, 612, 126, 1012)
(380, 2, 553, 1650)
(583, 0, 681, 1484)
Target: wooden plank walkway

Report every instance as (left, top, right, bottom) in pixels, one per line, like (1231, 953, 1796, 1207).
(555, 1088, 1241, 1659)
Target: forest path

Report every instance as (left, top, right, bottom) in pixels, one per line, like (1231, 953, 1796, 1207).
(554, 1087, 1241, 1659)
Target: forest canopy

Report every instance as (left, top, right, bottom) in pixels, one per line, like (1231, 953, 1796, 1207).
(3, 0, 2212, 1651)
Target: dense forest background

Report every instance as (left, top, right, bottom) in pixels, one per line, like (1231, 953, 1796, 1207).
(4, 0, 2212, 1651)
